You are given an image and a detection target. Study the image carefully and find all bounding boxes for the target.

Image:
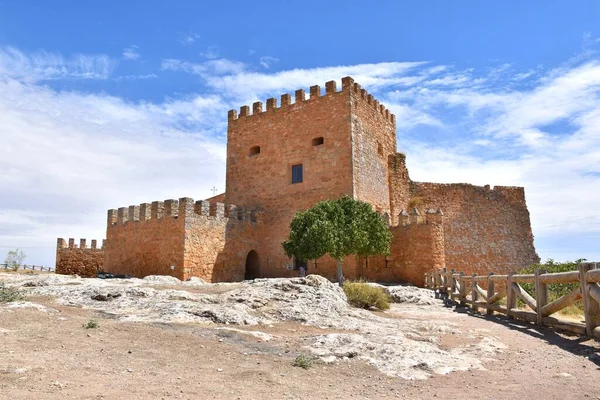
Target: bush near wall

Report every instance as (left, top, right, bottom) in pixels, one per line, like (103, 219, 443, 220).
(343, 281, 390, 310)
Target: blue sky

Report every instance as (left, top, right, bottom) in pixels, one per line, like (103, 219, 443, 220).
(1, 1, 600, 266)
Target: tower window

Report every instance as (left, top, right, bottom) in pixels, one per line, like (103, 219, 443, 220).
(377, 142, 384, 156)
(291, 164, 303, 184)
(312, 137, 324, 146)
(249, 145, 260, 156)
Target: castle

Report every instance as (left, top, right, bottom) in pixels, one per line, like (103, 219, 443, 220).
(56, 76, 540, 285)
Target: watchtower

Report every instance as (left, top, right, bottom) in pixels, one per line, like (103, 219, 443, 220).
(225, 76, 397, 215)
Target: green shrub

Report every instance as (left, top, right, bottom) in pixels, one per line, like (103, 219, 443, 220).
(519, 259, 585, 313)
(0, 283, 23, 302)
(293, 354, 313, 369)
(83, 319, 99, 329)
(343, 281, 390, 310)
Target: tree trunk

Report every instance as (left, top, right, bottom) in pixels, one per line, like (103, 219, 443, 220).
(336, 258, 345, 287)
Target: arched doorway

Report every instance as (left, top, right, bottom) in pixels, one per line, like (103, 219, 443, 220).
(244, 250, 260, 280)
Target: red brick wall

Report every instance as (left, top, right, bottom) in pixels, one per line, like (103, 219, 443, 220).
(55, 238, 105, 277)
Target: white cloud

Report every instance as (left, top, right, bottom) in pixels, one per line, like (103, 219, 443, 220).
(259, 56, 279, 69)
(122, 45, 140, 61)
(0, 47, 115, 81)
(0, 70, 229, 265)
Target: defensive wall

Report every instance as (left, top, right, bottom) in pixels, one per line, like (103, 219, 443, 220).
(386, 151, 539, 278)
(410, 183, 538, 276)
(104, 197, 259, 282)
(56, 238, 105, 277)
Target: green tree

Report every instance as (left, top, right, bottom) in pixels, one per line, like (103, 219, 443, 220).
(282, 196, 392, 286)
(5, 249, 26, 271)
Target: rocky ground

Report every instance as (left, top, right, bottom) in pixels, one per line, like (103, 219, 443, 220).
(0, 272, 598, 399)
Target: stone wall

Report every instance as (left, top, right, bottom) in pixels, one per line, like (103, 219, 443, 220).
(55, 238, 105, 277)
(104, 197, 259, 282)
(349, 77, 397, 213)
(388, 152, 411, 226)
(389, 210, 446, 286)
(104, 200, 186, 279)
(225, 78, 356, 211)
(410, 182, 539, 276)
(182, 199, 259, 282)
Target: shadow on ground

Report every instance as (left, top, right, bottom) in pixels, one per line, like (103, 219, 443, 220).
(434, 292, 600, 369)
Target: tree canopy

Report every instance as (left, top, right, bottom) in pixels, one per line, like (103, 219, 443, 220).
(282, 196, 392, 284)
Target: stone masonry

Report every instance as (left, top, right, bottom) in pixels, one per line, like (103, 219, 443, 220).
(56, 76, 540, 286)
(55, 238, 105, 277)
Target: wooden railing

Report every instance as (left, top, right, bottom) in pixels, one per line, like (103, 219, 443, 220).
(1, 263, 54, 272)
(424, 263, 600, 341)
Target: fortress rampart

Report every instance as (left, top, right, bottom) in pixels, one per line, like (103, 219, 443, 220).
(409, 181, 538, 276)
(104, 197, 258, 281)
(56, 238, 105, 277)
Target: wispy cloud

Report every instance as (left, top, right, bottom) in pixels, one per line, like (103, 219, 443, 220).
(259, 56, 279, 69)
(112, 74, 158, 82)
(161, 58, 247, 76)
(122, 45, 140, 61)
(180, 32, 200, 45)
(0, 47, 116, 81)
(200, 45, 219, 59)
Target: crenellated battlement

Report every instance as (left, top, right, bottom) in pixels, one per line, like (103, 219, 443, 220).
(56, 237, 105, 277)
(227, 76, 395, 124)
(57, 238, 106, 250)
(396, 207, 444, 227)
(107, 197, 259, 225)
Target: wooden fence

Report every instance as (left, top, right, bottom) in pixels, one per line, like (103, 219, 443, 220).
(424, 263, 600, 341)
(1, 263, 54, 272)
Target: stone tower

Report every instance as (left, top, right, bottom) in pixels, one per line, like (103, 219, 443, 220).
(225, 76, 397, 214)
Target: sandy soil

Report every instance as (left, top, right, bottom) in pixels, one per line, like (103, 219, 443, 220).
(0, 276, 599, 399)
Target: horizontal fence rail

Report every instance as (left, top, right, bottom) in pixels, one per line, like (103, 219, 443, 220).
(1, 263, 54, 272)
(424, 263, 600, 341)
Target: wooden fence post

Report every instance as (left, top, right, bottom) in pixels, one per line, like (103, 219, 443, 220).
(486, 272, 494, 316)
(471, 274, 478, 312)
(580, 263, 600, 337)
(441, 267, 448, 296)
(507, 271, 516, 318)
(534, 268, 547, 326)
(459, 272, 466, 306)
(450, 269, 456, 302)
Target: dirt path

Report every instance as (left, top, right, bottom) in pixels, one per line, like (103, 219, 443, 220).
(1, 283, 599, 399)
